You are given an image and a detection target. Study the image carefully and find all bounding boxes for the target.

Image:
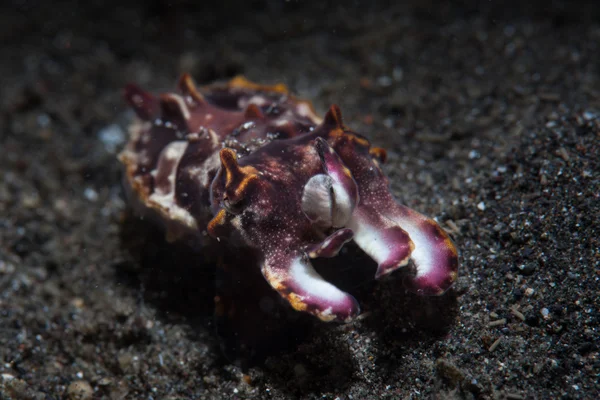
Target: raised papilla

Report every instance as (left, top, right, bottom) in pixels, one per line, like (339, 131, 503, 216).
(119, 74, 459, 322)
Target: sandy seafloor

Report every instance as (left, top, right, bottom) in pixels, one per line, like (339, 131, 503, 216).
(0, 1, 599, 399)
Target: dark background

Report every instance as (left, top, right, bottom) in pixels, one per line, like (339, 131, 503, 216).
(0, 0, 598, 398)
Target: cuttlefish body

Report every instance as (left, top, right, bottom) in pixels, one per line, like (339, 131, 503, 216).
(119, 74, 459, 323)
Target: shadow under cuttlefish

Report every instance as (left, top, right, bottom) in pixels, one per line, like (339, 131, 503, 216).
(117, 212, 317, 368)
(117, 211, 458, 371)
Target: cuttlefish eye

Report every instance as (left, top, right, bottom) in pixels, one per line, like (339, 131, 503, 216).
(301, 137, 359, 228)
(302, 174, 344, 228)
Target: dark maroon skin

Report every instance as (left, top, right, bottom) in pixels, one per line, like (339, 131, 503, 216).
(119, 74, 459, 324)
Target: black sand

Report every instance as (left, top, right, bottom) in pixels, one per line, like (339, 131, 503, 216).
(1, 1, 598, 399)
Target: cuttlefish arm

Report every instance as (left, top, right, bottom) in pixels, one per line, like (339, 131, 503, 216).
(260, 138, 362, 323)
(261, 243, 360, 323)
(330, 125, 458, 296)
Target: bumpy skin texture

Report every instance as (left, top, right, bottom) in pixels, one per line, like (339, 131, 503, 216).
(119, 74, 459, 323)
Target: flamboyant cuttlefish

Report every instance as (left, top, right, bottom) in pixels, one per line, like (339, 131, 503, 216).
(119, 74, 458, 323)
